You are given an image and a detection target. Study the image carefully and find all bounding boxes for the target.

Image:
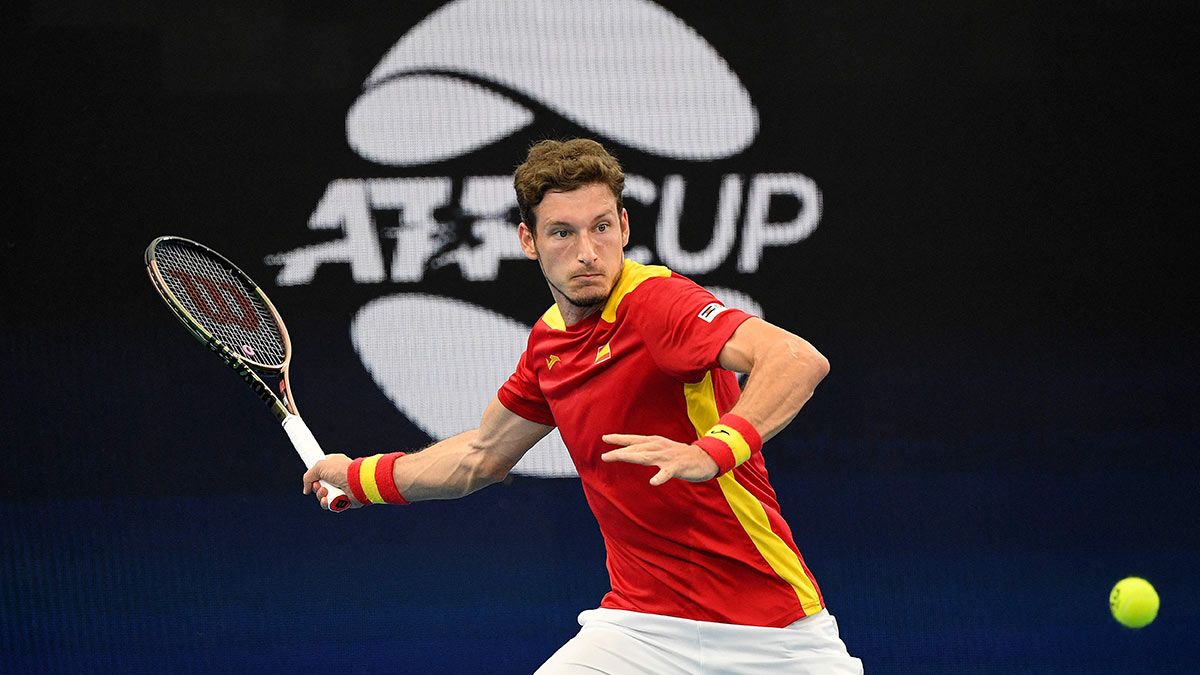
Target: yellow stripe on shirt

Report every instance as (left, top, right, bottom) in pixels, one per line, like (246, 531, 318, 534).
(682, 373, 823, 614)
(714, 474, 823, 613)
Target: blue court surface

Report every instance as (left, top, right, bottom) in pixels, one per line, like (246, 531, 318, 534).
(4, 467, 1196, 673)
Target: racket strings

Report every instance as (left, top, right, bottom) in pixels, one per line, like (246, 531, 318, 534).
(155, 241, 287, 366)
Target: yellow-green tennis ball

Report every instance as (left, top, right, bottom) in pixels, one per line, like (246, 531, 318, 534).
(1110, 577, 1159, 629)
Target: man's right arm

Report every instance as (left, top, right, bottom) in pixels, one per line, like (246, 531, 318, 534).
(303, 397, 553, 508)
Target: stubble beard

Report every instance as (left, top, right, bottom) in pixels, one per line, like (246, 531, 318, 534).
(545, 271, 609, 309)
(536, 255, 610, 310)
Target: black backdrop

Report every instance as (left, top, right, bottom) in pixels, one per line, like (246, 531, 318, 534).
(4, 2, 1198, 672)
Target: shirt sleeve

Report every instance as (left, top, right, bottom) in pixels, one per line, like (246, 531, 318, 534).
(497, 347, 556, 427)
(628, 275, 755, 382)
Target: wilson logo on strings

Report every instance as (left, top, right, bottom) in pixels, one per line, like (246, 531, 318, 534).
(167, 270, 260, 331)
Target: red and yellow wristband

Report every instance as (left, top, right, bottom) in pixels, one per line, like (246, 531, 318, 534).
(693, 413, 763, 476)
(346, 452, 410, 505)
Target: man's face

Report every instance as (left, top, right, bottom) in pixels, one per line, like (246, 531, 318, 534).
(518, 183, 630, 312)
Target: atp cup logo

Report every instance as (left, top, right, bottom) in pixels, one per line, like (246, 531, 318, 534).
(268, 0, 822, 477)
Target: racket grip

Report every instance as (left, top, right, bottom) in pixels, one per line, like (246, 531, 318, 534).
(282, 414, 351, 512)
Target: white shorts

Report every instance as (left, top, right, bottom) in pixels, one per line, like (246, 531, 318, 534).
(535, 607, 864, 674)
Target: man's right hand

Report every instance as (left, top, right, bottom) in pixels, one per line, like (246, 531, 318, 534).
(303, 453, 362, 510)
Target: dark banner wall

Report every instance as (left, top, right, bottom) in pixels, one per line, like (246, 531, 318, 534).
(4, 2, 1198, 672)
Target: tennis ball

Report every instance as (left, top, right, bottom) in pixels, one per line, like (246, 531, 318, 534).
(1109, 577, 1159, 629)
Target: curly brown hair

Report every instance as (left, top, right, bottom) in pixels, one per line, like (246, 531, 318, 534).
(513, 138, 625, 231)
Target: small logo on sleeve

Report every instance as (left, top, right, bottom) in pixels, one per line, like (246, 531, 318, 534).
(546, 354, 561, 371)
(595, 343, 612, 364)
(697, 302, 727, 323)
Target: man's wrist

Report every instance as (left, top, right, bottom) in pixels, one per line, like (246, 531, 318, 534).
(694, 413, 763, 476)
(346, 452, 410, 505)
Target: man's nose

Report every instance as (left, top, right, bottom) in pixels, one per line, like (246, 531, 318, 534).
(577, 231, 599, 262)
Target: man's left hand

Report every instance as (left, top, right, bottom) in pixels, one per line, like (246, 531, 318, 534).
(600, 434, 720, 485)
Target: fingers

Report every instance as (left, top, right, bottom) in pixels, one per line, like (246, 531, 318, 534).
(302, 462, 322, 493)
(602, 433, 652, 446)
(301, 455, 360, 510)
(302, 460, 335, 508)
(601, 434, 676, 485)
(600, 448, 658, 465)
(304, 479, 329, 507)
(600, 434, 665, 464)
(302, 455, 342, 493)
(602, 448, 675, 483)
(601, 433, 718, 486)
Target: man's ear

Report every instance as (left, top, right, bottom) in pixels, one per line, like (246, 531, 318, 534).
(620, 208, 630, 247)
(518, 222, 539, 260)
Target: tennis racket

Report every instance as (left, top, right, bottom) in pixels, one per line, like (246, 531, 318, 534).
(145, 236, 351, 512)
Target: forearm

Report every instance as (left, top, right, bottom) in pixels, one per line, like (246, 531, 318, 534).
(600, 334, 828, 484)
(305, 398, 547, 509)
(728, 335, 829, 442)
(391, 429, 506, 501)
(387, 397, 550, 502)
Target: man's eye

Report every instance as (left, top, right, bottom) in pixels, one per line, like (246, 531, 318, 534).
(553, 230, 569, 238)
(597, 222, 609, 231)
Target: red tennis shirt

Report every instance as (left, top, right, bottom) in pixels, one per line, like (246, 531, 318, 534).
(497, 259, 824, 627)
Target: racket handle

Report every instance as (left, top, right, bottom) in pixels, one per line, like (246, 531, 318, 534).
(282, 414, 351, 512)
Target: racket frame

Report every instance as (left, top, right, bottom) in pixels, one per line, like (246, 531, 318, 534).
(145, 236, 350, 511)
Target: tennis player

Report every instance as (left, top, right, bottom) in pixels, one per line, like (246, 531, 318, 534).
(304, 139, 862, 673)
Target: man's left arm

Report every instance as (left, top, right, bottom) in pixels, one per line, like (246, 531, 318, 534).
(601, 317, 829, 484)
(711, 317, 830, 442)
